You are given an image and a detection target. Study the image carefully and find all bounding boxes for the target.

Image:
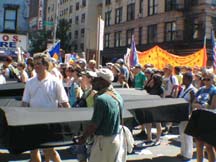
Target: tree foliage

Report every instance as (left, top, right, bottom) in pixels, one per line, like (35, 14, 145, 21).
(28, 29, 49, 54)
(56, 19, 71, 52)
(28, 19, 71, 54)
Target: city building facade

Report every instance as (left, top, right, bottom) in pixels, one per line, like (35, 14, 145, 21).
(29, 0, 48, 31)
(0, 0, 29, 34)
(101, 0, 216, 65)
(0, 0, 30, 57)
(46, 0, 102, 59)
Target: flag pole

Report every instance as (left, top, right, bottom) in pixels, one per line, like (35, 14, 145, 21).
(53, 0, 59, 44)
(211, 29, 216, 73)
(96, 16, 101, 68)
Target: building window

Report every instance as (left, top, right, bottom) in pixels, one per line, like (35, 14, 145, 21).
(147, 24, 157, 43)
(81, 13, 85, 23)
(75, 16, 79, 24)
(69, 18, 72, 24)
(192, 0, 199, 5)
(74, 44, 78, 51)
(76, 2, 79, 10)
(165, 22, 176, 41)
(139, 0, 144, 14)
(139, 27, 143, 45)
(127, 3, 135, 21)
(126, 29, 134, 46)
(105, 0, 111, 5)
(81, 28, 85, 37)
(69, 5, 73, 13)
(80, 43, 84, 51)
(75, 30, 79, 39)
(114, 31, 121, 47)
(115, 7, 122, 24)
(165, 0, 177, 11)
(4, 8, 18, 32)
(148, 0, 157, 16)
(104, 33, 110, 48)
(105, 11, 111, 26)
(68, 32, 72, 39)
(82, 0, 86, 7)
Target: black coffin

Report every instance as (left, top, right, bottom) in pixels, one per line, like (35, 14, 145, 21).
(0, 82, 25, 97)
(0, 107, 133, 154)
(185, 109, 216, 147)
(125, 98, 189, 123)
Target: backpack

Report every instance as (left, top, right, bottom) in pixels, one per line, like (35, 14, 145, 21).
(72, 90, 91, 108)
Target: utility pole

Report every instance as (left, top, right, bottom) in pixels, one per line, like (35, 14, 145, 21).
(53, 0, 59, 44)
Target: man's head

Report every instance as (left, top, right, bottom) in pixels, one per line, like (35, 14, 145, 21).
(4, 56, 13, 66)
(163, 64, 173, 75)
(77, 58, 87, 70)
(134, 64, 142, 74)
(183, 72, 193, 86)
(88, 59, 96, 70)
(88, 68, 114, 91)
(116, 58, 124, 65)
(33, 53, 50, 73)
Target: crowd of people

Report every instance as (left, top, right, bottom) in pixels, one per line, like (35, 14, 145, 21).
(0, 54, 216, 162)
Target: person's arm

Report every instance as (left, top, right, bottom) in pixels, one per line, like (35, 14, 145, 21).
(209, 95, 216, 109)
(60, 102, 71, 108)
(78, 123, 97, 144)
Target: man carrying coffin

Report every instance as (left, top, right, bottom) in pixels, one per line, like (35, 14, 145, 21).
(78, 68, 126, 162)
(22, 53, 70, 162)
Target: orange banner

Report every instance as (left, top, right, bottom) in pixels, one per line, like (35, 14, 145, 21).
(138, 46, 207, 69)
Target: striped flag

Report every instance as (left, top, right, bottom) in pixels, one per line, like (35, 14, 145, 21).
(129, 35, 139, 67)
(211, 30, 216, 69)
(124, 48, 131, 68)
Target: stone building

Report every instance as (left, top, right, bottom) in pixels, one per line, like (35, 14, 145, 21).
(101, 0, 216, 65)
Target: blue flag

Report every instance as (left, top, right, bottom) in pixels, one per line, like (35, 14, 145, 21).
(49, 41, 61, 62)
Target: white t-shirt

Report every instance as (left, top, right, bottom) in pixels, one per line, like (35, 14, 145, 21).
(179, 84, 197, 113)
(22, 73, 68, 108)
(0, 74, 6, 84)
(50, 67, 63, 81)
(163, 75, 179, 96)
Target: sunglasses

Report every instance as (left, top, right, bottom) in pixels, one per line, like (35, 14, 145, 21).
(33, 62, 43, 66)
(202, 78, 211, 81)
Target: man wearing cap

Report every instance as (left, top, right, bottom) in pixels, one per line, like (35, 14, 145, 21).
(116, 58, 129, 82)
(77, 58, 87, 71)
(78, 68, 126, 162)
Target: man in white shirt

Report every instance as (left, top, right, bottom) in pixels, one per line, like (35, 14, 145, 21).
(0, 73, 6, 84)
(22, 53, 70, 162)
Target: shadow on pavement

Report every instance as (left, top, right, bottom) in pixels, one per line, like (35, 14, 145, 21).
(0, 148, 78, 162)
(127, 156, 186, 162)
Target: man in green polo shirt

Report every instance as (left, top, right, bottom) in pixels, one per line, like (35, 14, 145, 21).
(78, 68, 125, 162)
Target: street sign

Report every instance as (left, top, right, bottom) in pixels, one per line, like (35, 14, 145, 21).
(44, 21, 54, 27)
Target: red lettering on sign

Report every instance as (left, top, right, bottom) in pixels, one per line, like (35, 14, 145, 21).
(12, 35, 18, 42)
(2, 35, 9, 41)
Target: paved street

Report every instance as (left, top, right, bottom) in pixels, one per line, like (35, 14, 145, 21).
(0, 127, 209, 162)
